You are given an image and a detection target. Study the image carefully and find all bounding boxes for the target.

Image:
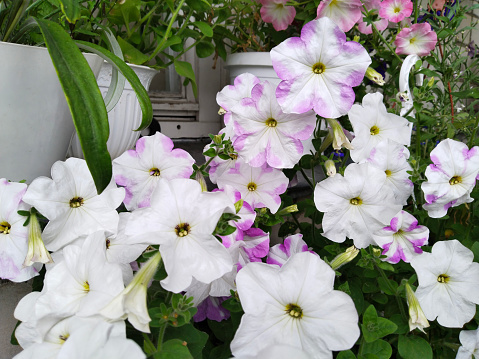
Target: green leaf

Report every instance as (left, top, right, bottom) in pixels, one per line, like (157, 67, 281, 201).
(337, 350, 357, 359)
(451, 88, 479, 99)
(58, 0, 81, 23)
(154, 339, 193, 359)
(361, 305, 398, 343)
(193, 21, 213, 37)
(361, 339, 392, 359)
(163, 324, 209, 359)
(398, 335, 433, 359)
(174, 60, 197, 98)
(203, 148, 216, 157)
(75, 40, 153, 132)
(35, 18, 111, 193)
(116, 36, 150, 65)
(195, 40, 215, 58)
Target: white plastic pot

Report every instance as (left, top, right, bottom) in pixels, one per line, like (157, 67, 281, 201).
(69, 62, 158, 160)
(0, 41, 103, 183)
(225, 52, 280, 86)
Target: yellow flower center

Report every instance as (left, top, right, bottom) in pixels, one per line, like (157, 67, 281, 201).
(0, 221, 11, 234)
(265, 118, 278, 127)
(247, 182, 257, 192)
(175, 223, 191, 237)
(106, 239, 111, 249)
(370, 126, 380, 135)
(409, 37, 416, 44)
(150, 168, 161, 176)
(449, 176, 462, 185)
(83, 281, 90, 292)
(59, 333, 70, 343)
(350, 197, 362, 205)
(69, 197, 84, 208)
(385, 169, 392, 177)
(312, 62, 326, 74)
(285, 303, 303, 319)
(229, 153, 238, 160)
(394, 6, 401, 13)
(437, 274, 449, 283)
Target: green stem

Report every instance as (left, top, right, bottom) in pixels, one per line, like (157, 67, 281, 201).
(157, 324, 168, 351)
(414, 0, 420, 23)
(300, 168, 315, 189)
(373, 261, 408, 321)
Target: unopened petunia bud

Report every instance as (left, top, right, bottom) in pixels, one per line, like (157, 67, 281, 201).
(405, 283, 430, 333)
(324, 160, 336, 177)
(326, 118, 353, 151)
(427, 77, 434, 88)
(353, 35, 360, 42)
(365, 67, 385, 86)
(195, 171, 208, 192)
(234, 199, 244, 214)
(23, 211, 53, 267)
(213, 134, 223, 145)
(330, 246, 359, 270)
(277, 205, 299, 216)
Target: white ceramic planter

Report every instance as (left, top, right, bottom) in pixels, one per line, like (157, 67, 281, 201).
(225, 52, 280, 86)
(0, 42, 103, 183)
(69, 62, 158, 160)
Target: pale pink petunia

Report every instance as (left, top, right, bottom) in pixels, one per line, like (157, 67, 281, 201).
(267, 233, 316, 267)
(395, 23, 438, 56)
(373, 210, 429, 264)
(271, 17, 371, 118)
(260, 0, 296, 31)
(113, 132, 195, 211)
(316, 0, 363, 32)
(216, 159, 289, 214)
(232, 81, 317, 169)
(357, 0, 389, 34)
(379, 0, 413, 23)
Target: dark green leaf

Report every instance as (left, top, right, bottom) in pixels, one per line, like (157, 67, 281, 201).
(337, 350, 356, 359)
(154, 339, 193, 359)
(193, 21, 213, 37)
(164, 324, 209, 359)
(398, 335, 433, 359)
(58, 0, 81, 23)
(116, 36, 150, 65)
(174, 60, 197, 98)
(203, 148, 216, 157)
(361, 305, 397, 343)
(361, 339, 392, 359)
(451, 88, 479, 99)
(195, 40, 215, 58)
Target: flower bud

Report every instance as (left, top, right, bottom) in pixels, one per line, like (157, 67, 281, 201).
(23, 211, 53, 267)
(326, 118, 353, 151)
(234, 199, 244, 214)
(277, 205, 299, 216)
(405, 283, 430, 333)
(330, 246, 359, 270)
(218, 107, 227, 115)
(195, 171, 208, 192)
(427, 77, 434, 88)
(324, 160, 336, 177)
(365, 67, 385, 86)
(213, 134, 223, 145)
(353, 35, 360, 42)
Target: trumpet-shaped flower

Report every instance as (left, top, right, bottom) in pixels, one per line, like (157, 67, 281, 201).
(101, 251, 162, 333)
(326, 118, 353, 151)
(457, 328, 479, 359)
(405, 283, 430, 333)
(314, 162, 402, 248)
(373, 210, 429, 264)
(410, 240, 479, 328)
(232, 81, 317, 169)
(395, 23, 438, 56)
(22, 158, 125, 251)
(125, 178, 234, 293)
(230, 252, 359, 358)
(421, 139, 479, 218)
(259, 0, 296, 31)
(113, 132, 195, 210)
(216, 159, 289, 214)
(379, 0, 413, 22)
(23, 210, 53, 267)
(267, 234, 313, 267)
(271, 17, 371, 118)
(0, 179, 40, 282)
(349, 93, 412, 163)
(316, 0, 363, 32)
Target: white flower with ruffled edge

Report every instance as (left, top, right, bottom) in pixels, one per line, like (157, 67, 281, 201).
(457, 327, 479, 359)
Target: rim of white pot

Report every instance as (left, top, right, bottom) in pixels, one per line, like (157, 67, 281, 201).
(225, 52, 273, 68)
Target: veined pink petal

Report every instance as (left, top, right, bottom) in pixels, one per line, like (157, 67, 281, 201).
(260, 0, 296, 31)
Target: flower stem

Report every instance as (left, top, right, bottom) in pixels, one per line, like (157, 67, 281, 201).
(373, 261, 407, 321)
(300, 168, 315, 189)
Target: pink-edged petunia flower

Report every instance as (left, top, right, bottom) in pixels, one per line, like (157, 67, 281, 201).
(395, 23, 438, 56)
(232, 81, 317, 169)
(422, 139, 479, 218)
(316, 0, 363, 32)
(314, 162, 402, 248)
(113, 132, 195, 211)
(229, 227, 270, 271)
(379, 0, 413, 22)
(266, 233, 314, 267)
(358, 0, 389, 34)
(348, 92, 412, 163)
(373, 210, 429, 264)
(216, 159, 289, 214)
(260, 0, 296, 31)
(271, 17, 371, 119)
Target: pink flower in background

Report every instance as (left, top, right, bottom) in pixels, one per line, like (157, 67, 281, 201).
(373, 210, 429, 264)
(358, 0, 389, 34)
(379, 0, 413, 22)
(395, 23, 438, 56)
(260, 0, 296, 31)
(271, 17, 371, 118)
(267, 233, 314, 267)
(316, 0, 363, 32)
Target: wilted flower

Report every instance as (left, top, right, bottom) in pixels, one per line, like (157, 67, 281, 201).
(23, 209, 53, 267)
(405, 283, 430, 333)
(324, 160, 337, 177)
(326, 118, 354, 151)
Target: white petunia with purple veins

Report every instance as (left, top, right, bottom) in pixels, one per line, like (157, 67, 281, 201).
(216, 159, 289, 214)
(422, 139, 479, 218)
(373, 210, 429, 264)
(349, 92, 412, 163)
(366, 139, 414, 205)
(270, 17, 371, 118)
(113, 132, 195, 211)
(267, 233, 314, 267)
(232, 81, 317, 169)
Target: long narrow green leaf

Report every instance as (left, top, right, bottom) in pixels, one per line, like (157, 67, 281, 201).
(35, 18, 112, 193)
(75, 40, 153, 131)
(58, 0, 81, 23)
(3, 0, 30, 41)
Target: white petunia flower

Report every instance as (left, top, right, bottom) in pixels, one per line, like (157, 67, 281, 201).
(457, 328, 479, 359)
(230, 252, 359, 358)
(410, 240, 479, 328)
(22, 158, 125, 251)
